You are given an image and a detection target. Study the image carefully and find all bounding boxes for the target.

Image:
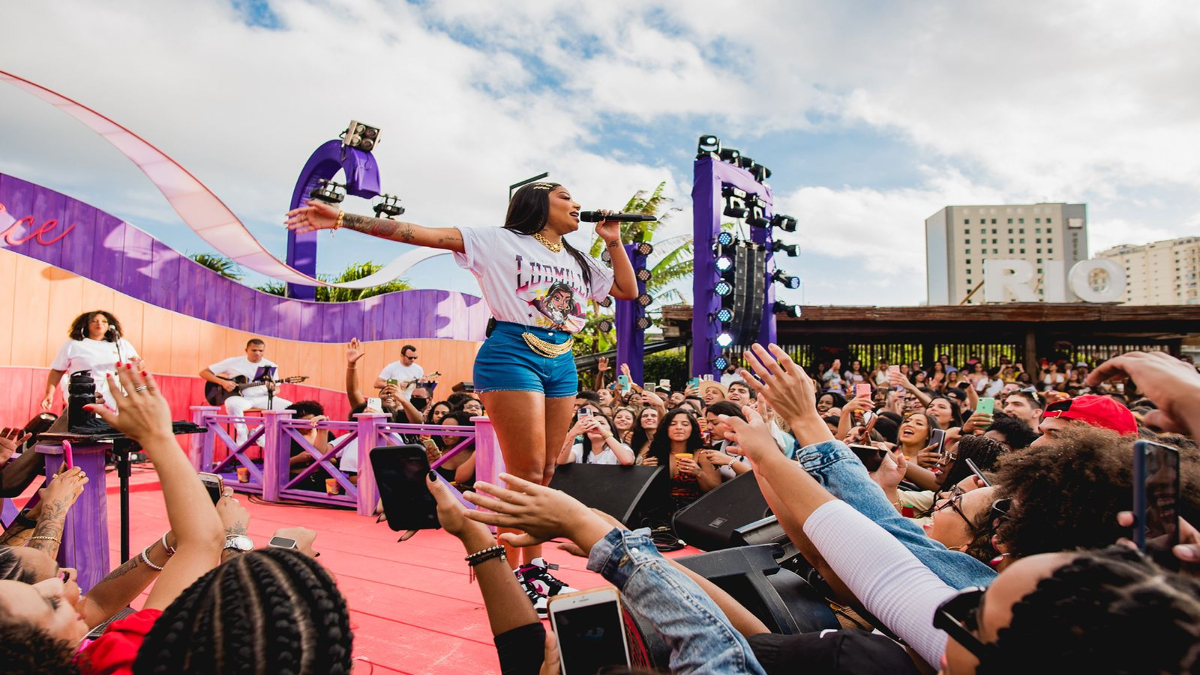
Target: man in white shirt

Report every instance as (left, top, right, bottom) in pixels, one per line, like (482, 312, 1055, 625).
(374, 344, 424, 399)
(200, 339, 293, 444)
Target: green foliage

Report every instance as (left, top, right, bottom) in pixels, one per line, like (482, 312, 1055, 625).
(190, 253, 244, 281)
(253, 262, 411, 301)
(642, 348, 690, 385)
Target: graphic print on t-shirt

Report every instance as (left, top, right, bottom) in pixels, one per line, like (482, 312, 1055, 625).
(516, 255, 588, 332)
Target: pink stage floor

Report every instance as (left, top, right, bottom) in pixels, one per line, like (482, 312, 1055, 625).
(15, 466, 695, 674)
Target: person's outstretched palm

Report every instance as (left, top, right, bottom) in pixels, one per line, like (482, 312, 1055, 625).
(285, 199, 340, 234)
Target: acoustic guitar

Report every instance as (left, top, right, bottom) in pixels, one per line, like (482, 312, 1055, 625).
(205, 375, 309, 406)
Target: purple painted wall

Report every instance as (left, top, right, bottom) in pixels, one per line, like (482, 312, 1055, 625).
(0, 174, 488, 342)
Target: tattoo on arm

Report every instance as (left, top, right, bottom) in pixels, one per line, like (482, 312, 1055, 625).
(27, 498, 70, 555)
(224, 521, 248, 538)
(103, 554, 142, 581)
(342, 214, 417, 243)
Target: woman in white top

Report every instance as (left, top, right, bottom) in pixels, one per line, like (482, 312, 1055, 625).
(556, 410, 634, 466)
(42, 311, 140, 411)
(287, 182, 637, 587)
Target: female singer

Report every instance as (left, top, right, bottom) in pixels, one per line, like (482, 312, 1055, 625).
(42, 311, 140, 411)
(287, 182, 636, 609)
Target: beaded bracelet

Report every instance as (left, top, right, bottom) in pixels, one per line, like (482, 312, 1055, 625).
(334, 210, 345, 230)
(140, 546, 164, 571)
(30, 535, 60, 544)
(465, 545, 507, 584)
(160, 532, 176, 556)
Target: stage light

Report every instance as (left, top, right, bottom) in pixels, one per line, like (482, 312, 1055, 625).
(773, 270, 801, 289)
(717, 231, 735, 247)
(723, 195, 747, 219)
(771, 214, 798, 233)
(772, 241, 800, 257)
(635, 242, 654, 256)
(715, 280, 733, 297)
(636, 316, 653, 330)
(697, 134, 721, 157)
(714, 355, 729, 370)
(636, 268, 652, 283)
(750, 164, 772, 183)
(715, 307, 733, 322)
(773, 301, 802, 318)
(309, 179, 346, 204)
(716, 332, 734, 348)
(343, 120, 381, 152)
(597, 318, 614, 332)
(721, 185, 746, 200)
(718, 148, 741, 163)
(372, 193, 405, 219)
(746, 204, 770, 228)
(636, 293, 653, 307)
(735, 155, 755, 170)
(598, 296, 613, 308)
(715, 255, 733, 273)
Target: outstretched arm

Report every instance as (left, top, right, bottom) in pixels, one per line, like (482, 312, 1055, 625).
(286, 200, 465, 253)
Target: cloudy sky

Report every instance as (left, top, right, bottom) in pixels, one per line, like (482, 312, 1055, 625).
(2, 1, 1197, 306)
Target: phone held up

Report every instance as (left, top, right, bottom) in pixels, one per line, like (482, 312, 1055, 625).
(198, 472, 224, 505)
(1133, 439, 1181, 571)
(549, 587, 631, 675)
(929, 428, 948, 455)
(975, 397, 995, 416)
(371, 445, 440, 534)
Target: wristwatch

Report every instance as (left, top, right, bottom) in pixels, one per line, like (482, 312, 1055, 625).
(223, 535, 254, 552)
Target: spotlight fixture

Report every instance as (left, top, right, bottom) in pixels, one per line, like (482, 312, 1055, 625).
(635, 242, 654, 256)
(723, 196, 747, 219)
(636, 268, 653, 283)
(635, 316, 653, 331)
(773, 270, 801, 289)
(636, 293, 653, 307)
(771, 214, 798, 233)
(773, 301, 802, 318)
(718, 147, 741, 163)
(716, 332, 734, 348)
(372, 193, 405, 219)
(697, 134, 721, 157)
(772, 241, 800, 257)
(750, 164, 772, 183)
(717, 231, 735, 247)
(714, 355, 729, 370)
(598, 296, 613, 308)
(342, 120, 381, 152)
(721, 185, 746, 200)
(715, 280, 733, 297)
(746, 203, 770, 228)
(715, 307, 733, 322)
(734, 155, 755, 170)
(309, 179, 346, 204)
(715, 255, 734, 273)
(597, 318, 614, 333)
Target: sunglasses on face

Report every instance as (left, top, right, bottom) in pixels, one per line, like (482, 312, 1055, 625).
(933, 587, 1000, 663)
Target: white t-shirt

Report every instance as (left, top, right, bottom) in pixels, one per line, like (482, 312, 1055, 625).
(207, 356, 281, 398)
(454, 227, 615, 333)
(50, 338, 140, 405)
(711, 441, 750, 481)
(378, 361, 424, 398)
(567, 443, 628, 465)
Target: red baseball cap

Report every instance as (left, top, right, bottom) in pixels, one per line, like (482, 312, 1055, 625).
(1042, 395, 1137, 436)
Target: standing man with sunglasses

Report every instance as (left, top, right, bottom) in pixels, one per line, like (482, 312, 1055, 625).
(375, 344, 424, 400)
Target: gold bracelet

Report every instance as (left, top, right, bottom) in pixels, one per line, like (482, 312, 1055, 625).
(30, 535, 60, 543)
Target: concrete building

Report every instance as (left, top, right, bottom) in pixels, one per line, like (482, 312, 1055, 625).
(1097, 237, 1200, 305)
(926, 203, 1088, 305)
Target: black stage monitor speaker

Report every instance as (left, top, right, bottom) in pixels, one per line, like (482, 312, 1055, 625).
(675, 544, 839, 635)
(672, 470, 771, 551)
(548, 464, 667, 527)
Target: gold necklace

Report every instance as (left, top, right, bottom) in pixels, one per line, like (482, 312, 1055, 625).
(531, 232, 563, 252)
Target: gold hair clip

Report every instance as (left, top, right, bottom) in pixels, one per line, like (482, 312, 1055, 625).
(529, 182, 555, 190)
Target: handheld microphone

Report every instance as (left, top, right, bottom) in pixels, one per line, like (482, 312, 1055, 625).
(579, 211, 657, 223)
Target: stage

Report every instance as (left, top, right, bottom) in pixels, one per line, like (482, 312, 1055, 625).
(12, 467, 697, 674)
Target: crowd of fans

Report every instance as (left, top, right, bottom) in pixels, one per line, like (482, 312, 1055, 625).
(1, 345, 1199, 673)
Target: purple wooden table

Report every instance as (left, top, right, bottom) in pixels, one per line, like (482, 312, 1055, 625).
(35, 442, 109, 594)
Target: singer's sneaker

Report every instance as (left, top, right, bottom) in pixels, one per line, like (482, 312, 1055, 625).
(518, 558, 577, 599)
(515, 569, 549, 616)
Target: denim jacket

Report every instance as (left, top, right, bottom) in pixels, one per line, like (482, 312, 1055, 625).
(588, 527, 767, 675)
(796, 439, 997, 589)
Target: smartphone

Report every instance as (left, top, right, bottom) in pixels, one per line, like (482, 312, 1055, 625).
(861, 411, 878, 435)
(198, 472, 224, 505)
(370, 445, 440, 533)
(701, 374, 714, 381)
(688, 377, 700, 389)
(855, 383, 872, 398)
(62, 440, 74, 469)
(848, 444, 887, 473)
(659, 379, 671, 390)
(548, 588, 631, 674)
(386, 378, 399, 386)
(965, 458, 991, 487)
(367, 397, 383, 411)
(929, 428, 948, 455)
(1133, 439, 1180, 570)
(888, 365, 903, 390)
(578, 407, 592, 418)
(975, 398, 995, 416)
(617, 375, 630, 392)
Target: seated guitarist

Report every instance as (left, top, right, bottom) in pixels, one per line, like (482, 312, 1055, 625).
(200, 339, 293, 444)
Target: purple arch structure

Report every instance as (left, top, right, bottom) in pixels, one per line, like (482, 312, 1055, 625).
(286, 140, 382, 300)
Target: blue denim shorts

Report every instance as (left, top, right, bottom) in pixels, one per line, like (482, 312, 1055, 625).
(474, 321, 579, 398)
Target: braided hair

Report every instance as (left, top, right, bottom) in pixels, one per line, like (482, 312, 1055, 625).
(133, 548, 352, 675)
(977, 546, 1200, 674)
(0, 605, 77, 675)
(0, 546, 39, 584)
(504, 182, 594, 289)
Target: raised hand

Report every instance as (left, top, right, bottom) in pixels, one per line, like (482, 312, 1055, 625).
(426, 473, 491, 541)
(86, 368, 173, 446)
(41, 466, 89, 510)
(719, 405, 781, 465)
(285, 199, 340, 234)
(596, 356, 610, 373)
(0, 427, 31, 464)
(1088, 351, 1200, 435)
(915, 443, 942, 470)
(346, 337, 366, 365)
(738, 344, 819, 428)
(463, 473, 597, 548)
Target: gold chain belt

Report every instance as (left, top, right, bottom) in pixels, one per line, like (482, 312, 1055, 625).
(522, 332, 574, 358)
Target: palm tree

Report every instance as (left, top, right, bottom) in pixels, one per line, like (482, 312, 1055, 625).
(189, 253, 244, 281)
(256, 261, 411, 301)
